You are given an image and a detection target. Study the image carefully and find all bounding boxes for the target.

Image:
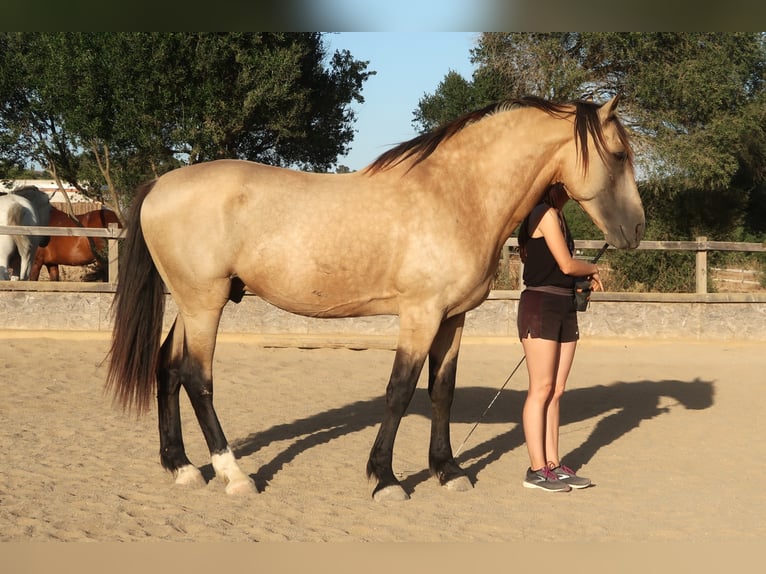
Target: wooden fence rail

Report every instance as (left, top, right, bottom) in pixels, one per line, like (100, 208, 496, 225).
(0, 223, 123, 286)
(1, 225, 765, 294)
(498, 237, 766, 295)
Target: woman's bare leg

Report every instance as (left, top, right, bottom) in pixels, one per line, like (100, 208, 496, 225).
(521, 336, 560, 470)
(544, 340, 577, 468)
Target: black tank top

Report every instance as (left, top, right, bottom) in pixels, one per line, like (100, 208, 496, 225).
(522, 207, 575, 290)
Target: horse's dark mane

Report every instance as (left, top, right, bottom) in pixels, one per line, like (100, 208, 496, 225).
(364, 96, 633, 174)
(364, 102, 504, 174)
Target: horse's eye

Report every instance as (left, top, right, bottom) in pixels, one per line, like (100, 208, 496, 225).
(613, 151, 627, 162)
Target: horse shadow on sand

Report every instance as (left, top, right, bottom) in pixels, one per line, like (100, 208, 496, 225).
(212, 377, 714, 494)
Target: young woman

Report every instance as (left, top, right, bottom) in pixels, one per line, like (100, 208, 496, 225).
(517, 183, 602, 492)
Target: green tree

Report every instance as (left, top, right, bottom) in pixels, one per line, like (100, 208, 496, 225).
(413, 33, 592, 131)
(470, 33, 590, 102)
(0, 32, 374, 212)
(413, 70, 479, 133)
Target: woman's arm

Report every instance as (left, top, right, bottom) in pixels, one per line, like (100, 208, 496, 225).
(533, 208, 603, 291)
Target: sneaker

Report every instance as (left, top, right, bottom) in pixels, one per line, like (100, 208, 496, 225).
(523, 467, 572, 492)
(550, 464, 591, 489)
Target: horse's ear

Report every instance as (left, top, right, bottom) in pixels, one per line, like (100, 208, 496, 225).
(598, 95, 620, 122)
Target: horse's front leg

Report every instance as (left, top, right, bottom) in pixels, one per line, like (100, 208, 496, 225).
(367, 346, 427, 501)
(428, 312, 472, 491)
(367, 311, 443, 501)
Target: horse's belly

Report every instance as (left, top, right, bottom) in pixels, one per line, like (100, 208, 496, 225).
(257, 289, 399, 318)
(240, 270, 399, 318)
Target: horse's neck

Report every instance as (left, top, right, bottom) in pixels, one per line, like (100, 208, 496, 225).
(365, 109, 564, 250)
(431, 120, 561, 244)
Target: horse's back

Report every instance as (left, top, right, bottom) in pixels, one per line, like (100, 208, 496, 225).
(140, 160, 413, 316)
(148, 159, 333, 203)
(47, 206, 120, 229)
(79, 208, 121, 228)
(143, 159, 434, 242)
(142, 160, 365, 243)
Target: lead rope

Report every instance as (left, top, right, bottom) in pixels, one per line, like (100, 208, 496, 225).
(453, 242, 609, 458)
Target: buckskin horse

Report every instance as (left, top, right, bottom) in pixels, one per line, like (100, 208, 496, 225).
(107, 96, 645, 501)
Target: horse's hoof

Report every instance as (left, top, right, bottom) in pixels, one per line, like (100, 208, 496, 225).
(174, 465, 206, 488)
(373, 484, 410, 502)
(225, 477, 257, 495)
(443, 475, 473, 492)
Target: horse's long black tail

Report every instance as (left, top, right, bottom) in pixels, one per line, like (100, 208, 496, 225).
(105, 180, 165, 415)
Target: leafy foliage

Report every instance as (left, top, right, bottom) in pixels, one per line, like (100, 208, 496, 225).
(412, 71, 479, 133)
(0, 33, 373, 212)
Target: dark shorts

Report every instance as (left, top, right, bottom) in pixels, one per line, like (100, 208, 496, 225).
(517, 289, 579, 343)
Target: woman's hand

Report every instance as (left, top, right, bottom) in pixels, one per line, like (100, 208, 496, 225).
(589, 270, 604, 292)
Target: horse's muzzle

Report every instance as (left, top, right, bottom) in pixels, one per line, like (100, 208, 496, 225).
(609, 222, 644, 249)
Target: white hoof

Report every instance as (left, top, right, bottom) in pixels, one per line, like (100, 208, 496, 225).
(174, 464, 206, 488)
(225, 477, 258, 495)
(212, 447, 255, 495)
(373, 484, 410, 502)
(444, 475, 473, 492)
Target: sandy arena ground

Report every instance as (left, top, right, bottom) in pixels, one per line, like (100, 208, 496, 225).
(1, 332, 764, 551)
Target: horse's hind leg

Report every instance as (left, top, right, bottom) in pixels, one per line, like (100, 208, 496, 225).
(47, 264, 60, 281)
(15, 246, 32, 280)
(157, 317, 206, 488)
(175, 308, 256, 495)
(428, 313, 472, 491)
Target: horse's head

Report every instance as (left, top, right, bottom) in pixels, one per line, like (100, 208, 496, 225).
(556, 97, 645, 249)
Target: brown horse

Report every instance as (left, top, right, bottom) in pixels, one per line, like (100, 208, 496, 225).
(107, 96, 645, 501)
(30, 206, 121, 281)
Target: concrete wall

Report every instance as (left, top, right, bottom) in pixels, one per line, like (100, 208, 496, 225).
(2, 289, 765, 345)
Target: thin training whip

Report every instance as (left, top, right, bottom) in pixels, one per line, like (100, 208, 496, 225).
(453, 242, 609, 458)
(454, 354, 526, 457)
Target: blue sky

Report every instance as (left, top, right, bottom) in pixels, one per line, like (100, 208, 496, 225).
(324, 32, 479, 171)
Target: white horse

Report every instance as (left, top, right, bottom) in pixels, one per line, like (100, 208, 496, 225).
(0, 186, 52, 280)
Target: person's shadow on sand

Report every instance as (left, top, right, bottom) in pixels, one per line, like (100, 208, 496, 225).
(219, 377, 714, 495)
